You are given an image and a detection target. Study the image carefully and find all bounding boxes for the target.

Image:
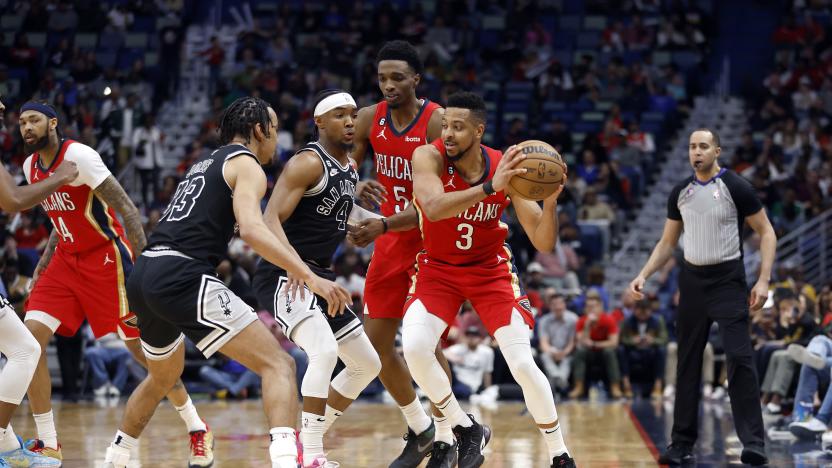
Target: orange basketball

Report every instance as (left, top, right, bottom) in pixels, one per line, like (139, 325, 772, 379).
(508, 140, 567, 201)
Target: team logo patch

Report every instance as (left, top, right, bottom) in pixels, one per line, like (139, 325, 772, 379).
(713, 189, 720, 199)
(518, 298, 532, 314)
(218, 291, 232, 317)
(121, 314, 139, 329)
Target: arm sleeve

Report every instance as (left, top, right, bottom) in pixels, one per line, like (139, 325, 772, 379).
(666, 181, 685, 221)
(724, 171, 763, 218)
(65, 143, 111, 189)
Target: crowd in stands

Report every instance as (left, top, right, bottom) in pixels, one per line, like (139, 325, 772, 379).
(1, 1, 830, 418)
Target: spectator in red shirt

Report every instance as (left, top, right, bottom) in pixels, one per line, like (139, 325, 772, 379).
(569, 291, 622, 399)
(14, 213, 49, 274)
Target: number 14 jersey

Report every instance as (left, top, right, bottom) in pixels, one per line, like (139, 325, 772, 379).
(24, 139, 127, 255)
(149, 144, 258, 266)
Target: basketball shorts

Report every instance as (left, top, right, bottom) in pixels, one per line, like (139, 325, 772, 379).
(253, 265, 361, 343)
(363, 230, 422, 320)
(26, 239, 139, 339)
(404, 251, 535, 336)
(126, 247, 258, 360)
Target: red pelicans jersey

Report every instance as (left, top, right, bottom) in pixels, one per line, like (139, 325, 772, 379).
(416, 140, 511, 266)
(23, 139, 128, 255)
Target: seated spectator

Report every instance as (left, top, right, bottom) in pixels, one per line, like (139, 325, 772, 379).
(578, 188, 616, 224)
(532, 240, 581, 295)
(84, 331, 131, 398)
(199, 357, 260, 399)
(444, 327, 494, 400)
(14, 213, 49, 274)
(618, 299, 668, 399)
(569, 291, 622, 399)
(537, 293, 578, 394)
(761, 291, 817, 414)
(1, 260, 30, 313)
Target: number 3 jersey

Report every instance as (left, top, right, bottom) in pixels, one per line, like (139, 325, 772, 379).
(415, 140, 510, 266)
(149, 144, 257, 266)
(24, 139, 127, 255)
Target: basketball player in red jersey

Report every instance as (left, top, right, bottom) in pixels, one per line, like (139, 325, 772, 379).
(17, 102, 214, 467)
(403, 92, 575, 468)
(349, 41, 452, 467)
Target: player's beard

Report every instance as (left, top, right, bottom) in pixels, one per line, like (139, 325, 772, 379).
(24, 134, 50, 154)
(446, 141, 474, 162)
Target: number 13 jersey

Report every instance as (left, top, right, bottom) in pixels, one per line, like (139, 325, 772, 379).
(150, 144, 258, 266)
(24, 139, 127, 255)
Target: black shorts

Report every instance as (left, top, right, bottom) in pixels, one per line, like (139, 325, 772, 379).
(127, 248, 258, 360)
(252, 264, 361, 343)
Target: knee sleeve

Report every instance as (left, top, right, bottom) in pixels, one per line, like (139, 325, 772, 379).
(495, 313, 558, 425)
(402, 299, 452, 403)
(0, 310, 42, 404)
(293, 315, 339, 399)
(331, 331, 382, 400)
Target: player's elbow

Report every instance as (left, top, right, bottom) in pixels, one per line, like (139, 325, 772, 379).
(237, 223, 259, 247)
(418, 198, 444, 222)
(533, 235, 555, 253)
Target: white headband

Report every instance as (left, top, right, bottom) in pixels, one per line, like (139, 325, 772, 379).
(314, 92, 357, 117)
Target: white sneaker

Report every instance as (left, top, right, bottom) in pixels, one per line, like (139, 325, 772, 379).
(822, 430, 832, 450)
(107, 385, 121, 398)
(93, 385, 109, 397)
(711, 386, 726, 400)
(789, 416, 827, 439)
(663, 384, 675, 399)
(702, 383, 713, 399)
(765, 402, 782, 415)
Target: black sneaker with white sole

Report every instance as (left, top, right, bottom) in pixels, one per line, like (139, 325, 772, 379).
(550, 452, 577, 468)
(389, 421, 435, 468)
(425, 440, 458, 468)
(453, 414, 491, 468)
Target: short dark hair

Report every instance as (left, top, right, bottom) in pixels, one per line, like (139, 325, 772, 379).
(376, 40, 422, 74)
(218, 97, 272, 145)
(446, 91, 487, 124)
(693, 128, 720, 147)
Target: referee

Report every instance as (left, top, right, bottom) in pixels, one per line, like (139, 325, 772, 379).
(630, 129, 776, 466)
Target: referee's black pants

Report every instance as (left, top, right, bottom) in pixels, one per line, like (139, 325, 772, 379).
(672, 259, 765, 450)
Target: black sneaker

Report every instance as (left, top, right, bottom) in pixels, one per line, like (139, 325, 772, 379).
(657, 443, 695, 466)
(389, 421, 435, 468)
(425, 440, 458, 468)
(551, 452, 576, 468)
(454, 414, 492, 468)
(740, 446, 768, 466)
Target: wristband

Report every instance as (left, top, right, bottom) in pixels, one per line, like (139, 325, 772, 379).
(483, 180, 496, 196)
(381, 217, 388, 233)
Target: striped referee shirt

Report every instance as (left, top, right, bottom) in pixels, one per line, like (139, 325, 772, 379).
(667, 168, 763, 266)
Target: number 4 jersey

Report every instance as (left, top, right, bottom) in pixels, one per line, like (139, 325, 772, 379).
(149, 144, 258, 266)
(24, 139, 127, 254)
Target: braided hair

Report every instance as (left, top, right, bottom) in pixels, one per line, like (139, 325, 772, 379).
(218, 97, 272, 145)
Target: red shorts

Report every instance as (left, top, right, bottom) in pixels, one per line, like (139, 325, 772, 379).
(26, 239, 139, 339)
(404, 252, 535, 336)
(364, 229, 422, 319)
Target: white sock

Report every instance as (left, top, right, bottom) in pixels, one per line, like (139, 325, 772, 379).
(33, 410, 58, 449)
(540, 423, 569, 459)
(112, 430, 138, 450)
(323, 405, 342, 434)
(399, 397, 431, 434)
(0, 424, 20, 452)
(269, 427, 298, 468)
(434, 415, 453, 445)
(436, 395, 472, 429)
(301, 411, 325, 460)
(175, 397, 207, 433)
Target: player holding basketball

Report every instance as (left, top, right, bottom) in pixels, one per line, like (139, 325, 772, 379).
(403, 92, 575, 468)
(17, 101, 213, 466)
(253, 89, 382, 467)
(0, 98, 76, 467)
(349, 40, 453, 467)
(104, 97, 351, 468)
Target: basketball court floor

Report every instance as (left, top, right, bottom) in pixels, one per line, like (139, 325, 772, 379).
(7, 398, 824, 466)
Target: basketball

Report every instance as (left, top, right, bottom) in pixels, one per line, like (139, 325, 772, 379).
(508, 140, 567, 201)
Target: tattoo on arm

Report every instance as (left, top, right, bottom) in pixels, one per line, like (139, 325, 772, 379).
(94, 175, 147, 253)
(35, 230, 59, 274)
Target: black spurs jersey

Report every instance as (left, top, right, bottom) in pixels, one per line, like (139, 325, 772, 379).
(259, 142, 358, 275)
(149, 144, 258, 266)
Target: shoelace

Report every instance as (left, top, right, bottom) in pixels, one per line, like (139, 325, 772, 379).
(190, 431, 207, 457)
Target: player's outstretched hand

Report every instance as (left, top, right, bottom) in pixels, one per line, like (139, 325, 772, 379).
(285, 272, 306, 302)
(628, 275, 646, 300)
(491, 145, 527, 192)
(307, 276, 352, 317)
(54, 160, 79, 184)
(347, 218, 384, 247)
(355, 180, 387, 207)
